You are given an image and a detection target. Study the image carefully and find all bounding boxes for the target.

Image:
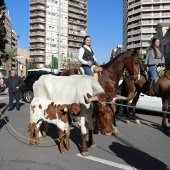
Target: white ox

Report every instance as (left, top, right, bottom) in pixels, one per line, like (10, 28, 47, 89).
(33, 75, 132, 156)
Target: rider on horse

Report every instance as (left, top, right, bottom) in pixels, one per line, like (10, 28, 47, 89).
(144, 38, 165, 96)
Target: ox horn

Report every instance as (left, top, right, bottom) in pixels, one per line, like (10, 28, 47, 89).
(84, 95, 98, 104)
(113, 92, 137, 102)
(64, 107, 68, 112)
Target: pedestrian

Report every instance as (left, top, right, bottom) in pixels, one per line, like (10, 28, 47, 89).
(6, 70, 23, 111)
(78, 35, 98, 76)
(144, 38, 165, 95)
(0, 77, 4, 94)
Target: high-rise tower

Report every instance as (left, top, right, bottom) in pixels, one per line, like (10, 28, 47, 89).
(123, 0, 170, 54)
(29, 0, 87, 69)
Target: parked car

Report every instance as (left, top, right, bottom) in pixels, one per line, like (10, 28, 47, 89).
(117, 80, 162, 111)
(20, 71, 58, 103)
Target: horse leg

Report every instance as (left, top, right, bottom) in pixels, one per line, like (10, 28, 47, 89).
(162, 100, 170, 129)
(131, 92, 140, 124)
(162, 112, 169, 130)
(124, 101, 131, 124)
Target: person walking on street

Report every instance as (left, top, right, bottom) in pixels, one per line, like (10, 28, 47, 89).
(144, 38, 165, 96)
(6, 70, 23, 111)
(78, 35, 98, 76)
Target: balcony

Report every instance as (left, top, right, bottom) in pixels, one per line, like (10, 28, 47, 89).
(30, 12, 45, 18)
(30, 0, 45, 5)
(30, 38, 45, 43)
(128, 1, 141, 9)
(128, 36, 141, 42)
(30, 31, 45, 36)
(30, 5, 45, 11)
(68, 13, 87, 21)
(29, 18, 45, 24)
(69, 2, 87, 10)
(68, 19, 87, 26)
(30, 51, 45, 56)
(29, 45, 45, 49)
(30, 25, 45, 31)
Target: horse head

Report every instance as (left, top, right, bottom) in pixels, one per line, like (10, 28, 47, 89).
(124, 51, 140, 83)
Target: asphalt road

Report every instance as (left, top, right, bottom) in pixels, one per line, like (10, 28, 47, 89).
(0, 92, 170, 170)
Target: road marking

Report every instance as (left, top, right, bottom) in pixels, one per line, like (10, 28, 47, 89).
(77, 153, 139, 170)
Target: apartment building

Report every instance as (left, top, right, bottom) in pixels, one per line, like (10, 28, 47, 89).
(0, 11, 18, 77)
(123, 0, 170, 54)
(29, 0, 87, 69)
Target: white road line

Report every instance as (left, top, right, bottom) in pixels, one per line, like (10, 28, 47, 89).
(77, 153, 140, 170)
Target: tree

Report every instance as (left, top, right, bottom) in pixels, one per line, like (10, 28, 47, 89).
(53, 57, 58, 69)
(0, 0, 7, 65)
(28, 58, 37, 70)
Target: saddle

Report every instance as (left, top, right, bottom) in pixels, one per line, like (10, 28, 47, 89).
(79, 65, 103, 81)
(145, 66, 165, 82)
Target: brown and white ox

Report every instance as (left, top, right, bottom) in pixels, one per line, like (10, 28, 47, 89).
(29, 97, 81, 153)
(33, 75, 134, 156)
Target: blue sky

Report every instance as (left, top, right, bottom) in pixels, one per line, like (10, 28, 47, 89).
(5, 0, 123, 64)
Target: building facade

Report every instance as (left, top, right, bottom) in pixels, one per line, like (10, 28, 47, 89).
(29, 0, 87, 69)
(110, 45, 124, 60)
(0, 11, 18, 77)
(155, 23, 170, 64)
(123, 0, 170, 54)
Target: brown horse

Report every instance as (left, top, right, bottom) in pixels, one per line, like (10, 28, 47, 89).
(120, 66, 170, 129)
(59, 50, 140, 136)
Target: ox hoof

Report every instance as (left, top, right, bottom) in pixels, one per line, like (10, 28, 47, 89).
(135, 119, 140, 124)
(81, 151, 89, 157)
(66, 147, 71, 151)
(90, 144, 96, 148)
(113, 131, 121, 137)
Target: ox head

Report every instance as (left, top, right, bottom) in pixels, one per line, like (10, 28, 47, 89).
(67, 103, 81, 116)
(85, 92, 136, 135)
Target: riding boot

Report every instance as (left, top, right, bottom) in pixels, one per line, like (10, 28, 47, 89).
(139, 61, 146, 76)
(153, 80, 158, 96)
(148, 79, 153, 96)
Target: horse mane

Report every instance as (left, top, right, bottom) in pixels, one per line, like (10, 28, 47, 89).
(102, 50, 137, 69)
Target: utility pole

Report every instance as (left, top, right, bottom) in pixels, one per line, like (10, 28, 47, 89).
(58, 0, 61, 71)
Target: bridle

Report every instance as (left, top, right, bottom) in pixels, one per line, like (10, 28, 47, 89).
(125, 56, 140, 83)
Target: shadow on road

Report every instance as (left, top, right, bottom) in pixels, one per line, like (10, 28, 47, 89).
(109, 142, 169, 170)
(0, 103, 6, 109)
(0, 116, 9, 129)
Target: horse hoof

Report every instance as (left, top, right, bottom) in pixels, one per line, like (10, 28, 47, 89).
(90, 144, 96, 148)
(126, 120, 130, 124)
(162, 125, 170, 130)
(135, 119, 140, 124)
(81, 151, 89, 157)
(61, 151, 65, 154)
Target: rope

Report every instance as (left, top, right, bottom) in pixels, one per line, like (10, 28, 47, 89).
(101, 101, 170, 114)
(0, 112, 70, 143)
